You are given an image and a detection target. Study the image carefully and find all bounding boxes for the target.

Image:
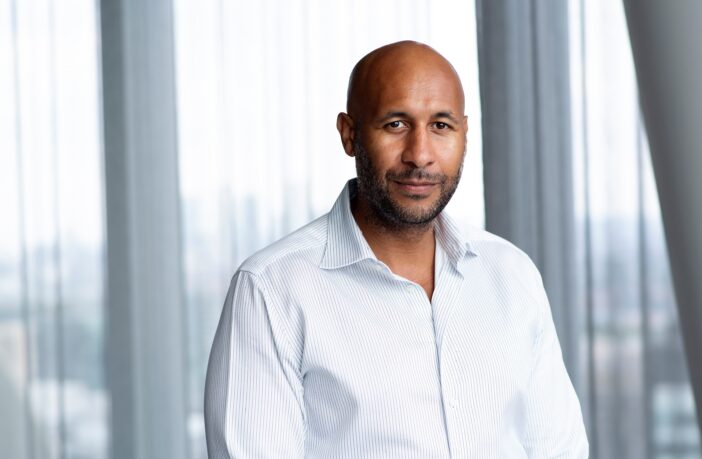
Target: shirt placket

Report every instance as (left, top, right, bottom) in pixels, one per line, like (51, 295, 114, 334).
(431, 265, 467, 458)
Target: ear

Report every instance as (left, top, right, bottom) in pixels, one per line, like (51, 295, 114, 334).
(336, 112, 356, 157)
(462, 115, 469, 143)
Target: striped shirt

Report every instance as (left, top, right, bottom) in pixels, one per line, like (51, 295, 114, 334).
(204, 180, 588, 458)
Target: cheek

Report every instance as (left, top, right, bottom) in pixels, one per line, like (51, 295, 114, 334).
(435, 139, 465, 170)
(357, 150, 388, 183)
(365, 143, 402, 172)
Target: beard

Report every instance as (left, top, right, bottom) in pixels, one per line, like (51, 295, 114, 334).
(353, 139, 463, 229)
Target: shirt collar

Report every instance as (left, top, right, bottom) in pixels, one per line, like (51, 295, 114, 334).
(319, 179, 478, 271)
(319, 179, 377, 269)
(434, 207, 479, 270)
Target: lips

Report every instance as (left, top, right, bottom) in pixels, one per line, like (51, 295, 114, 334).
(393, 180, 438, 194)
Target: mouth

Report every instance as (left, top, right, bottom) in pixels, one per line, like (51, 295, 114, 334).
(393, 180, 439, 195)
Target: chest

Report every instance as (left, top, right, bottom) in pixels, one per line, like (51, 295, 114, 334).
(296, 263, 539, 422)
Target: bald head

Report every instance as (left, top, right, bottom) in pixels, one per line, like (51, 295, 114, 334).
(346, 41, 465, 123)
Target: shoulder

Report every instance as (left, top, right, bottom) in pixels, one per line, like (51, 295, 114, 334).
(459, 225, 550, 333)
(465, 225, 536, 266)
(237, 213, 329, 277)
(461, 224, 544, 289)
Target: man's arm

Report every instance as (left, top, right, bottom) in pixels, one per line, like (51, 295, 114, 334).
(521, 273, 589, 458)
(204, 270, 305, 458)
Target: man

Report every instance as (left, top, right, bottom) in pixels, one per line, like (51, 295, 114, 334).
(205, 41, 588, 458)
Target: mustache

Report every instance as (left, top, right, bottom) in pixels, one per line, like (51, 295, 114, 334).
(385, 168, 447, 183)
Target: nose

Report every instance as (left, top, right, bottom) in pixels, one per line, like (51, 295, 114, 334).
(401, 127, 435, 168)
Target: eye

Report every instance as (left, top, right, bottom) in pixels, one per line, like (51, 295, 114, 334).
(384, 120, 405, 130)
(434, 122, 450, 130)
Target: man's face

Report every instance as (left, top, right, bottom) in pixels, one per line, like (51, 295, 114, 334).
(352, 64, 467, 228)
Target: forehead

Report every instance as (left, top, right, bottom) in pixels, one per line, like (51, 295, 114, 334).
(359, 55, 465, 119)
(370, 68, 464, 116)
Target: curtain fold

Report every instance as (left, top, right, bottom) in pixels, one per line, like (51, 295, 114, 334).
(475, 0, 578, 392)
(100, 0, 188, 458)
(623, 0, 702, 438)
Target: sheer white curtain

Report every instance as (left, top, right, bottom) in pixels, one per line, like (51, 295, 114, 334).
(173, 1, 483, 456)
(570, 0, 701, 458)
(0, 0, 107, 458)
(476, 0, 701, 457)
(571, 1, 699, 457)
(11, 2, 694, 459)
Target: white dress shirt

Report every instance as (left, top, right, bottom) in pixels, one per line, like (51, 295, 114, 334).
(205, 179, 588, 458)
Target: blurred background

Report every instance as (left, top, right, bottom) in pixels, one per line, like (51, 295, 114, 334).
(1, 0, 701, 458)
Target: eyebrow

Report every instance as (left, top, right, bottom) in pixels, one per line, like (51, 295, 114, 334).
(376, 111, 461, 124)
(433, 111, 461, 124)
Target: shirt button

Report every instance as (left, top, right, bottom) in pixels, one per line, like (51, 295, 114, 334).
(447, 397, 459, 408)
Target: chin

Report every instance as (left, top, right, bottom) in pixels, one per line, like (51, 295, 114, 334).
(393, 202, 442, 223)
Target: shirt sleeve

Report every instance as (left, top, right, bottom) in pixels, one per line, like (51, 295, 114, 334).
(521, 272, 589, 458)
(204, 270, 305, 458)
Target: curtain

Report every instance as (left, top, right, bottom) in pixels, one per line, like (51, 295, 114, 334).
(572, 2, 700, 456)
(0, 0, 107, 458)
(477, 0, 701, 457)
(6, 1, 696, 458)
(624, 0, 702, 444)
